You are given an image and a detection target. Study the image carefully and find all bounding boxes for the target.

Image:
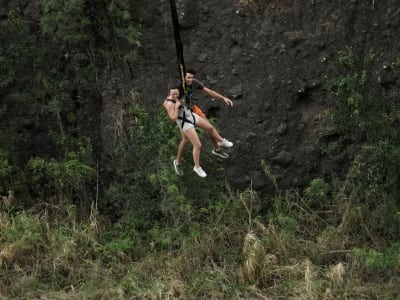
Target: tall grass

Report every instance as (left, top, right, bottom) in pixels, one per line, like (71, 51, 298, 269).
(1, 179, 399, 299)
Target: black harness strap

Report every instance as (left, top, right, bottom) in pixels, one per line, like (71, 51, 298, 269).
(166, 99, 195, 129)
(179, 110, 196, 129)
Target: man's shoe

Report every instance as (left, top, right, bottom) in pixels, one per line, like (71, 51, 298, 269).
(212, 149, 229, 159)
(218, 138, 233, 148)
(193, 166, 207, 177)
(173, 160, 183, 176)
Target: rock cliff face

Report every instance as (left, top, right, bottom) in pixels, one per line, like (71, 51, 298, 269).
(4, 0, 400, 192)
(128, 0, 400, 191)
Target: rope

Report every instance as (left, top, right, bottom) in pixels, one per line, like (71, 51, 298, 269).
(169, 0, 188, 97)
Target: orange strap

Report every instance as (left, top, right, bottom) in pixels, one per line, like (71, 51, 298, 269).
(192, 105, 206, 118)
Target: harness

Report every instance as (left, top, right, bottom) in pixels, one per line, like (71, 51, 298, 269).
(187, 87, 196, 107)
(166, 99, 196, 128)
(180, 83, 200, 109)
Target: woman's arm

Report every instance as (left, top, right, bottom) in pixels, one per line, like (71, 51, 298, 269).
(163, 99, 181, 121)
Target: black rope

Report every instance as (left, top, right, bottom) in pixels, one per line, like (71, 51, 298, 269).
(169, 0, 188, 98)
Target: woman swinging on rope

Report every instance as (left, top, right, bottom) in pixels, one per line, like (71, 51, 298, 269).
(164, 86, 232, 177)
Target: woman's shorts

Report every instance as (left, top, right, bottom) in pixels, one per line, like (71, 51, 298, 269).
(176, 111, 199, 132)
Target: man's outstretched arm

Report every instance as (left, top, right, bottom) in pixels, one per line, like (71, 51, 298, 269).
(202, 86, 233, 106)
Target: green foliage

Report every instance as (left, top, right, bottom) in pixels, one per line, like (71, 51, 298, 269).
(148, 225, 187, 249)
(277, 214, 299, 236)
(354, 243, 400, 271)
(336, 46, 374, 69)
(304, 178, 329, 203)
(0, 2, 141, 207)
(0, 11, 37, 89)
(0, 150, 13, 195)
(0, 150, 11, 177)
(107, 0, 141, 62)
(98, 223, 145, 262)
(27, 150, 95, 202)
(106, 100, 176, 225)
(325, 47, 383, 143)
(318, 47, 400, 279)
(1, 212, 45, 249)
(41, 0, 91, 44)
(40, 0, 140, 63)
(325, 47, 400, 192)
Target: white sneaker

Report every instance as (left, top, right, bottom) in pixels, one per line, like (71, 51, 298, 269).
(173, 160, 183, 176)
(217, 138, 233, 148)
(212, 149, 229, 159)
(193, 166, 207, 177)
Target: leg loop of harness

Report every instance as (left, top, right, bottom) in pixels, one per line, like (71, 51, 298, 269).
(178, 105, 195, 129)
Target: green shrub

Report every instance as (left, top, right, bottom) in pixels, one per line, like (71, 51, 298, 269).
(304, 178, 329, 203)
(27, 151, 95, 202)
(353, 242, 400, 272)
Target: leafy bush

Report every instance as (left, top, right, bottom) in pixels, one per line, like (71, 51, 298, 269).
(0, 11, 37, 89)
(27, 150, 95, 204)
(0, 1, 141, 207)
(354, 243, 400, 272)
(322, 47, 400, 275)
(41, 0, 140, 64)
(324, 47, 400, 192)
(304, 178, 329, 203)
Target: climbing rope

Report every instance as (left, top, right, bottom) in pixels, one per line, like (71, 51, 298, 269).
(169, 0, 188, 98)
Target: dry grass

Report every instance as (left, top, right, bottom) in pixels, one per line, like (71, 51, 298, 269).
(0, 243, 19, 265)
(239, 232, 277, 284)
(0, 185, 399, 299)
(327, 263, 345, 287)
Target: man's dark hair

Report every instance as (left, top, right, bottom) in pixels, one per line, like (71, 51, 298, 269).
(185, 68, 196, 75)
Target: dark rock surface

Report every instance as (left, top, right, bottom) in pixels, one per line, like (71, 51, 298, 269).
(127, 0, 400, 191)
(6, 0, 400, 192)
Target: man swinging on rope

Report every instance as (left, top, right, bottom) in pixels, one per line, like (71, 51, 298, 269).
(179, 68, 234, 159)
(163, 86, 232, 177)
(167, 0, 233, 176)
